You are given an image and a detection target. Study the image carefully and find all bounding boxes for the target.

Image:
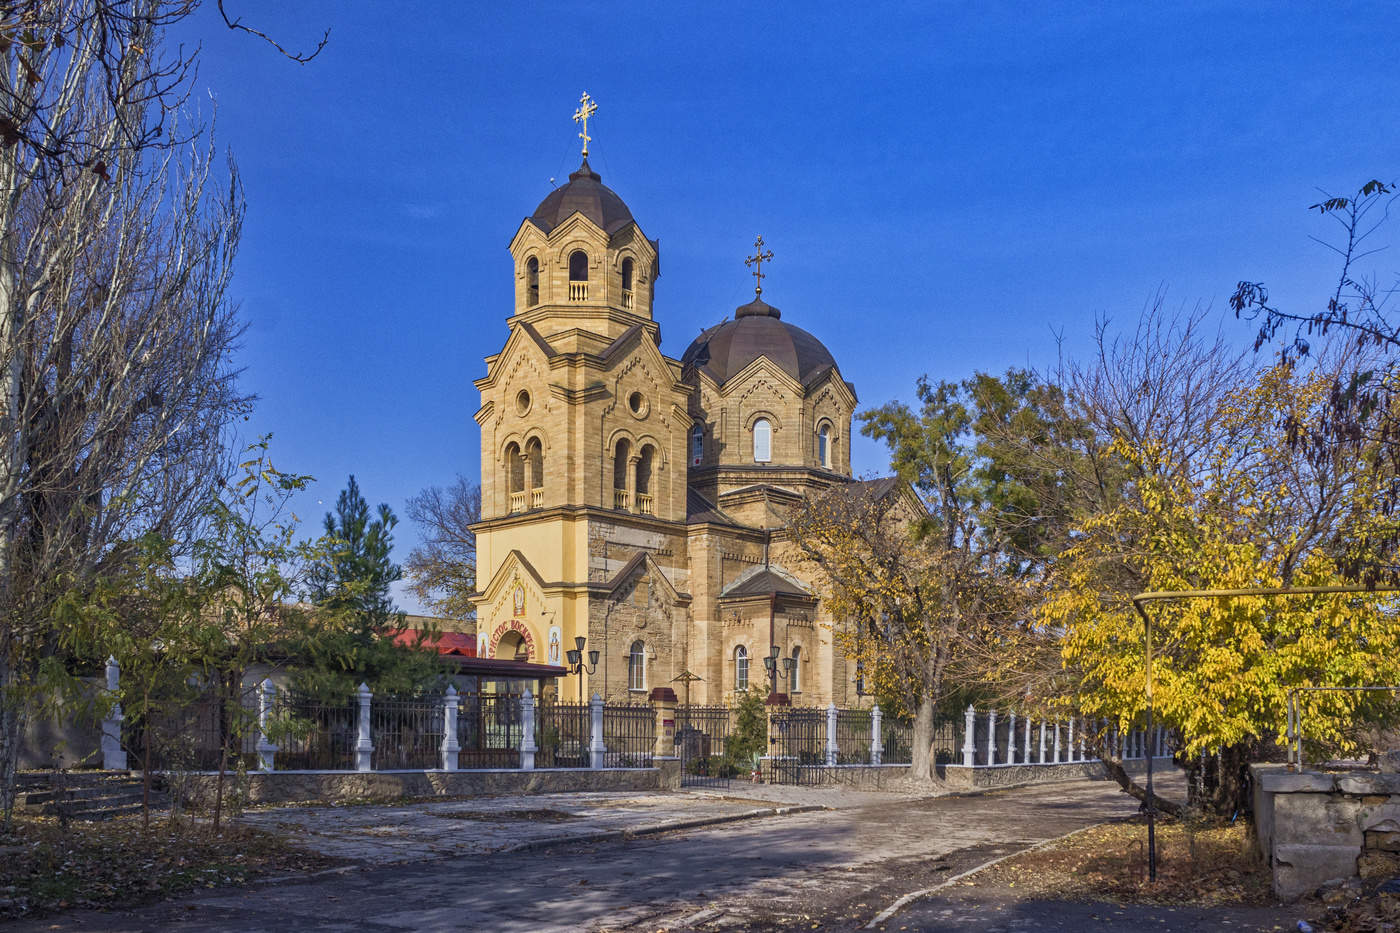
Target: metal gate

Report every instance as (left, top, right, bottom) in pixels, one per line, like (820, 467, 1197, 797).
(768, 706, 830, 785)
(675, 705, 732, 789)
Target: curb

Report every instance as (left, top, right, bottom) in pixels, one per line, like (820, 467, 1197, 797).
(863, 821, 1107, 929)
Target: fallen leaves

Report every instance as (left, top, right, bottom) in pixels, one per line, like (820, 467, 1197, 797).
(0, 814, 346, 920)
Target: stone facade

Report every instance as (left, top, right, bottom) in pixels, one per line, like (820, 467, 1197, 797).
(469, 159, 901, 707)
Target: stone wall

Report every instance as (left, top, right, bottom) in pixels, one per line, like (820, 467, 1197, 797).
(1252, 764, 1400, 900)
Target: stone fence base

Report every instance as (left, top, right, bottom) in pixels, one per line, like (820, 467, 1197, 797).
(174, 765, 674, 809)
(935, 755, 1173, 790)
(1252, 763, 1400, 901)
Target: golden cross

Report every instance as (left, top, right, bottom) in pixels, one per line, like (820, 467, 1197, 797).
(744, 235, 774, 297)
(573, 92, 598, 158)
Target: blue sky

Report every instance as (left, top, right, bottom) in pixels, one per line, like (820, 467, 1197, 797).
(176, 2, 1400, 614)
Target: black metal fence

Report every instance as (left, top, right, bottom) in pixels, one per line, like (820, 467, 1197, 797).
(835, 708, 871, 764)
(601, 704, 654, 767)
(273, 698, 357, 770)
(124, 688, 259, 772)
(537, 700, 589, 768)
(457, 693, 522, 768)
(676, 705, 735, 787)
(371, 695, 442, 770)
(768, 706, 829, 785)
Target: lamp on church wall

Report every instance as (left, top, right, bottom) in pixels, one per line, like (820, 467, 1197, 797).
(565, 636, 600, 705)
(762, 645, 796, 702)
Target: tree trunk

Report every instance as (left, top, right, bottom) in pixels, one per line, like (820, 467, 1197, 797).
(909, 695, 935, 781)
(1100, 754, 1184, 818)
(1184, 743, 1253, 818)
(0, 658, 20, 827)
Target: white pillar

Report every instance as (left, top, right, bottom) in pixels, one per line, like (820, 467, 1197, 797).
(1077, 718, 1086, 761)
(441, 686, 460, 771)
(826, 704, 839, 767)
(1066, 717, 1076, 764)
(1022, 715, 1031, 764)
(961, 704, 976, 767)
(1038, 720, 1047, 763)
(985, 709, 997, 767)
(101, 656, 126, 771)
(520, 690, 537, 770)
(255, 678, 277, 772)
(1053, 720, 1063, 763)
(589, 693, 606, 769)
(871, 705, 883, 766)
(1006, 712, 1017, 765)
(355, 682, 374, 772)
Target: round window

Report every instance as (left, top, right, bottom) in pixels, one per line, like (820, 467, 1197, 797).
(515, 389, 531, 415)
(628, 391, 647, 416)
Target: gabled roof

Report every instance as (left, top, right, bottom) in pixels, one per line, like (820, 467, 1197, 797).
(720, 563, 814, 599)
(686, 488, 743, 527)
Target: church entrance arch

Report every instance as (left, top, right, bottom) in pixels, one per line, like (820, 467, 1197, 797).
(490, 619, 537, 661)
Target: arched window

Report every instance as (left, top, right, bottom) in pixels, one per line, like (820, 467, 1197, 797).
(817, 424, 831, 468)
(691, 424, 703, 465)
(735, 645, 749, 692)
(790, 646, 802, 693)
(505, 442, 524, 512)
(612, 438, 631, 509)
(525, 437, 543, 505)
(635, 444, 655, 514)
(621, 257, 634, 309)
(628, 640, 646, 691)
(753, 418, 772, 463)
(525, 256, 540, 306)
(568, 250, 588, 281)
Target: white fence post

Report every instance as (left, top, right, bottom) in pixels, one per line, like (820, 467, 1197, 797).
(826, 704, 839, 767)
(1066, 717, 1076, 764)
(1077, 718, 1086, 761)
(441, 686, 460, 771)
(355, 682, 374, 772)
(1022, 716, 1031, 764)
(1053, 720, 1063, 763)
(101, 656, 126, 771)
(589, 693, 606, 769)
(871, 705, 883, 766)
(1038, 720, 1047, 763)
(985, 709, 997, 766)
(256, 678, 277, 772)
(1006, 712, 1017, 765)
(961, 704, 976, 767)
(520, 690, 537, 770)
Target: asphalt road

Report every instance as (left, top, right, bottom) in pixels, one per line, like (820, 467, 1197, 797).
(9, 778, 1299, 932)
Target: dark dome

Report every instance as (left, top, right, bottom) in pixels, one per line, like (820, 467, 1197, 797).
(681, 297, 838, 386)
(529, 160, 635, 235)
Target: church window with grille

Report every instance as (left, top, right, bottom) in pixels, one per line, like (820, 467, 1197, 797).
(734, 645, 749, 691)
(691, 424, 703, 465)
(753, 418, 772, 463)
(790, 645, 802, 693)
(817, 423, 831, 468)
(629, 640, 646, 691)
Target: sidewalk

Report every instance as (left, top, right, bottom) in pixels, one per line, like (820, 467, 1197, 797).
(238, 789, 824, 865)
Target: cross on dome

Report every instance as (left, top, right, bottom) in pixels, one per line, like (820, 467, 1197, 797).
(573, 92, 598, 158)
(745, 235, 774, 297)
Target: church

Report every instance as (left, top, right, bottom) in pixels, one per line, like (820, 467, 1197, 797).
(468, 107, 887, 708)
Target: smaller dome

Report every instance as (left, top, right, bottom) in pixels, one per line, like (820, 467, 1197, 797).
(529, 161, 636, 235)
(681, 297, 838, 386)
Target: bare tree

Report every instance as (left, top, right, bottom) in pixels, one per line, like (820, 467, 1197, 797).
(0, 2, 297, 819)
(403, 476, 479, 622)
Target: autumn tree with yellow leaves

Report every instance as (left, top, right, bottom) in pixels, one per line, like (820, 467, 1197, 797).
(1044, 359, 1400, 815)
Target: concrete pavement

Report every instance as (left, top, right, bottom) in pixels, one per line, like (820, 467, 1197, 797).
(6, 777, 1240, 932)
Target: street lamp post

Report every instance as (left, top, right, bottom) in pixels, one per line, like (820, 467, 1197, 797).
(564, 636, 600, 705)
